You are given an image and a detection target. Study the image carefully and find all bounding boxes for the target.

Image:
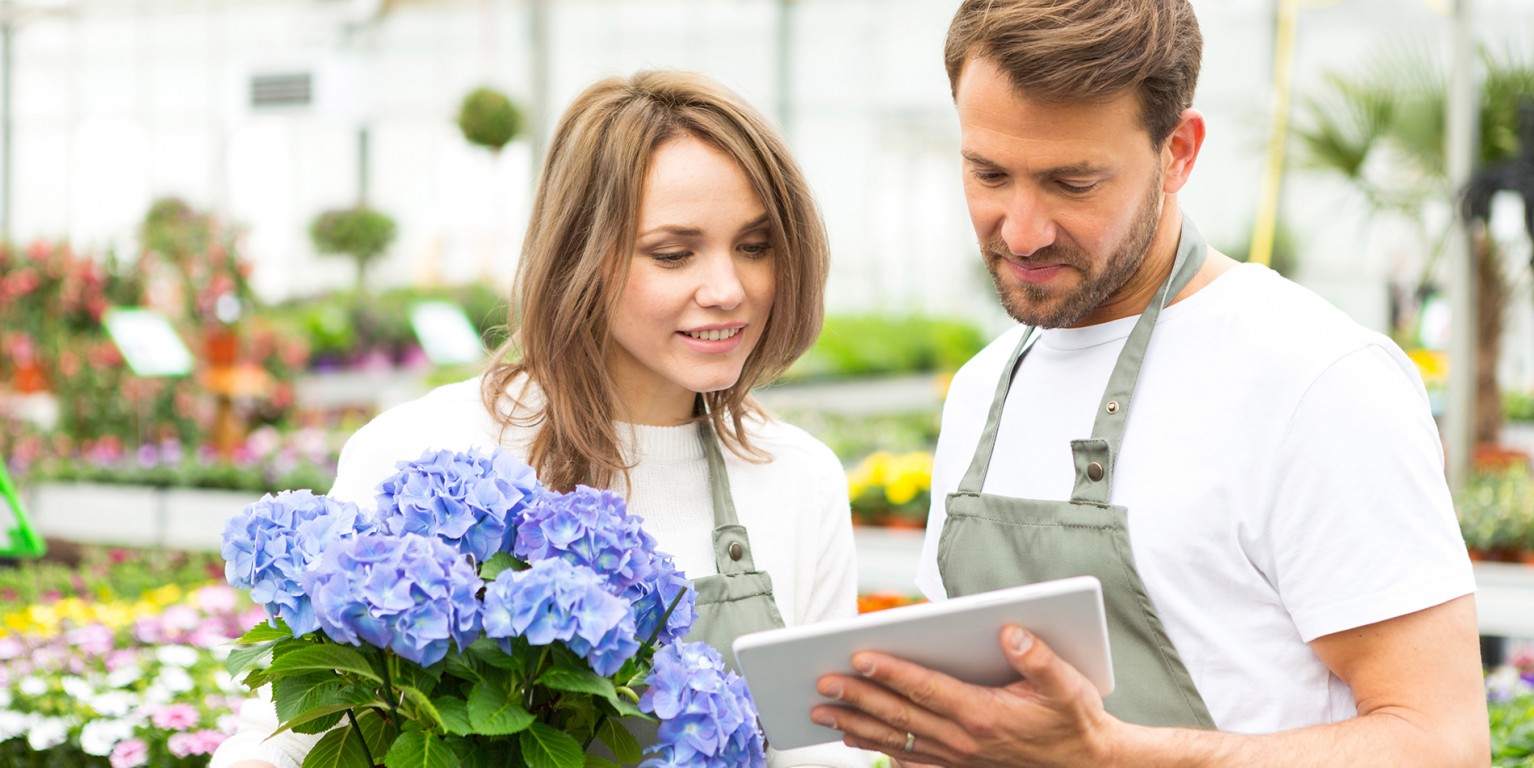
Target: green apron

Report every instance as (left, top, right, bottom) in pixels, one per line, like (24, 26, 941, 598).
(595, 421, 787, 761)
(937, 217, 1216, 729)
(683, 419, 789, 664)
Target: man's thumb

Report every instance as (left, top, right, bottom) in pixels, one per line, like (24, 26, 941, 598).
(1002, 625, 1067, 695)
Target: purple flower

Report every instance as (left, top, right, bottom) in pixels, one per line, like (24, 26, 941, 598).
(221, 490, 372, 636)
(375, 447, 541, 563)
(640, 641, 765, 768)
(515, 486, 696, 645)
(300, 532, 482, 666)
(482, 558, 640, 676)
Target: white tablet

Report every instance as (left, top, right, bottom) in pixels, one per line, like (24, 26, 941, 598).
(732, 575, 1113, 751)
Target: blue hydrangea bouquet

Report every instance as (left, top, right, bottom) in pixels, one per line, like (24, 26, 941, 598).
(220, 448, 767, 768)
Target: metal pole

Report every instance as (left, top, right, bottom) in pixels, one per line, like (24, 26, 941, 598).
(1444, 0, 1478, 491)
(527, 0, 549, 184)
(775, 0, 794, 140)
(2, 9, 12, 244)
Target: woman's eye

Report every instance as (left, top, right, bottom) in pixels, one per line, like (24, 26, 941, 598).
(739, 242, 773, 258)
(651, 251, 690, 264)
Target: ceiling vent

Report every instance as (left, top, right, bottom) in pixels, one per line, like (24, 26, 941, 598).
(250, 72, 314, 110)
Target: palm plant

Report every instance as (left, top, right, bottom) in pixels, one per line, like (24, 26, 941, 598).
(1292, 43, 1534, 445)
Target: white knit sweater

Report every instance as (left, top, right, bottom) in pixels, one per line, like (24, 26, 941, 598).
(210, 376, 870, 768)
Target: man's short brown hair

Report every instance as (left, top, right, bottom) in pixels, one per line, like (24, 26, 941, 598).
(945, 0, 1203, 146)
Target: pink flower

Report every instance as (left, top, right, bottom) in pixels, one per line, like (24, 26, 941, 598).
(150, 703, 199, 731)
(0, 637, 22, 661)
(194, 585, 239, 614)
(105, 649, 138, 672)
(67, 624, 116, 656)
(109, 739, 148, 768)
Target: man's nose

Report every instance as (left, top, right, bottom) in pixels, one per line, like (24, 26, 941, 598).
(695, 252, 745, 310)
(999, 189, 1055, 257)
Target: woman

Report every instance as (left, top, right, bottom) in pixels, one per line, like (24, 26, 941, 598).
(212, 71, 869, 767)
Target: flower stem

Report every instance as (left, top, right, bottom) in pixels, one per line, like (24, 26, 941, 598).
(345, 709, 376, 767)
(526, 646, 550, 709)
(380, 651, 403, 722)
(640, 587, 689, 653)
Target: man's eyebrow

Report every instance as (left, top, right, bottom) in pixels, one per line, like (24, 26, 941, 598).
(961, 151, 1108, 178)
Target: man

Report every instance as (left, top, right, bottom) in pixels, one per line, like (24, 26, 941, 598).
(813, 0, 1489, 765)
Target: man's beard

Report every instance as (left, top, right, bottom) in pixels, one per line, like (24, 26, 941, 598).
(983, 179, 1163, 329)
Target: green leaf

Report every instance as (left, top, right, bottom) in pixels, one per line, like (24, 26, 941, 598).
(446, 735, 494, 768)
(397, 684, 444, 730)
(303, 722, 374, 768)
(281, 704, 365, 736)
(237, 620, 292, 643)
(434, 698, 474, 736)
(225, 640, 278, 677)
(468, 682, 535, 735)
(274, 675, 342, 723)
(395, 659, 443, 693)
(538, 661, 617, 703)
(383, 730, 457, 768)
(470, 637, 527, 671)
(356, 708, 398, 760)
(584, 757, 619, 768)
(596, 718, 642, 764)
(598, 696, 648, 720)
(444, 652, 486, 684)
(480, 551, 522, 580)
(521, 722, 585, 768)
(270, 644, 384, 683)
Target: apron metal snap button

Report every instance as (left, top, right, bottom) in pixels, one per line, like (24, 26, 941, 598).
(1105, 400, 1120, 414)
(728, 541, 745, 561)
(1087, 461, 1104, 481)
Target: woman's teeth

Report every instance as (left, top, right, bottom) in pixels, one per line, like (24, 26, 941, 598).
(684, 328, 741, 341)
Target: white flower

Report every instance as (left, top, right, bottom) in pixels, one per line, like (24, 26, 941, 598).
(17, 676, 47, 696)
(0, 711, 29, 741)
(107, 664, 143, 689)
(155, 645, 200, 668)
(209, 645, 233, 661)
(26, 717, 68, 750)
(214, 671, 239, 692)
(0, 688, 11, 708)
(90, 691, 139, 718)
(79, 718, 135, 756)
(141, 682, 173, 704)
(156, 667, 195, 694)
(62, 675, 96, 700)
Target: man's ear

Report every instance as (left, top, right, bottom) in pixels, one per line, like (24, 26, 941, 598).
(1160, 108, 1206, 195)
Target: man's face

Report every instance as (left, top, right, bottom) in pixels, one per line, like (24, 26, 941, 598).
(956, 56, 1169, 329)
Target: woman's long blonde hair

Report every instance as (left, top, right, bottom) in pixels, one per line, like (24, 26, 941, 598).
(481, 71, 829, 492)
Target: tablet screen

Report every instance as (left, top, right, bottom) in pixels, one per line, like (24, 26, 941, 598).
(732, 575, 1113, 750)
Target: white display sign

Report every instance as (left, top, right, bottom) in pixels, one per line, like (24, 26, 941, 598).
(410, 301, 487, 367)
(102, 308, 195, 378)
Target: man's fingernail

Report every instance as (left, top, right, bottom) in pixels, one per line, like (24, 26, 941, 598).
(822, 681, 843, 699)
(1009, 627, 1033, 654)
(813, 713, 837, 729)
(853, 656, 876, 676)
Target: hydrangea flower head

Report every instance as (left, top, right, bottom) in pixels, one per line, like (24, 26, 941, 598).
(221, 490, 372, 635)
(515, 485, 696, 644)
(300, 532, 483, 666)
(481, 557, 640, 676)
(375, 447, 541, 562)
(639, 641, 765, 768)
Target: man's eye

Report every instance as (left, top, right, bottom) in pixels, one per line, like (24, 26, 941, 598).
(1057, 181, 1098, 195)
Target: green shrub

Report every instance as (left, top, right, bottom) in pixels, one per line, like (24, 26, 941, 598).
(456, 86, 524, 152)
(1455, 468, 1534, 555)
(1490, 690, 1534, 766)
(789, 314, 986, 380)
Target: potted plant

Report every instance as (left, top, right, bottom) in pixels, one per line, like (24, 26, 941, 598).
(456, 86, 524, 153)
(308, 207, 397, 294)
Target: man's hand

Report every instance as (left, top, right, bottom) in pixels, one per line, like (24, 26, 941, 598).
(811, 626, 1122, 768)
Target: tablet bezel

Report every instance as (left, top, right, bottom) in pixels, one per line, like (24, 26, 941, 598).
(732, 575, 1114, 751)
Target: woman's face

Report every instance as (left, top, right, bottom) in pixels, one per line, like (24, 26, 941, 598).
(607, 135, 776, 425)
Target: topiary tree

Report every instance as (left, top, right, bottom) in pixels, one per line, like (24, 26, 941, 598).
(456, 86, 524, 153)
(308, 206, 397, 294)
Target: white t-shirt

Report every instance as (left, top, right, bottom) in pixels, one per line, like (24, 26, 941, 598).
(212, 376, 869, 768)
(915, 263, 1475, 734)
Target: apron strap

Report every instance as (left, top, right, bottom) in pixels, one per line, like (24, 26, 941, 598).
(697, 419, 758, 575)
(956, 216, 1208, 504)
